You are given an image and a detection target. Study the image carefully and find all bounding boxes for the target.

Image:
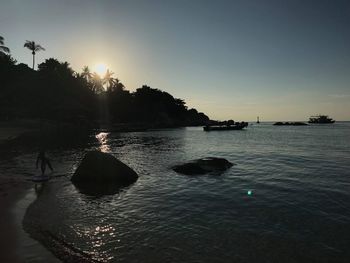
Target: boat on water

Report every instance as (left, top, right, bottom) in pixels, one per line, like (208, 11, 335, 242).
(308, 115, 335, 124)
(274, 122, 307, 126)
(203, 122, 248, 131)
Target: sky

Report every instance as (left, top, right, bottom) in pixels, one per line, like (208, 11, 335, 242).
(1, 0, 350, 121)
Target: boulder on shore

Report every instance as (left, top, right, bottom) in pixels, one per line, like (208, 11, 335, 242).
(71, 151, 138, 195)
(173, 157, 234, 175)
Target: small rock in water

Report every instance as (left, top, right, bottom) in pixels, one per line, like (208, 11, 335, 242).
(173, 157, 234, 175)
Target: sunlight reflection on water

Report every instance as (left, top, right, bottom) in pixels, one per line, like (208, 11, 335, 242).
(72, 223, 116, 262)
(96, 132, 110, 153)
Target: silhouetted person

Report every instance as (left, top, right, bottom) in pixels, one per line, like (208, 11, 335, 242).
(36, 151, 53, 175)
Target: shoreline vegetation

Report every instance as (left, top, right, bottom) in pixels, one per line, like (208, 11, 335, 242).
(0, 52, 211, 130)
(1, 40, 214, 149)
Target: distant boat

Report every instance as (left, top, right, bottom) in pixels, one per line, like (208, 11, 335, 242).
(257, 116, 260, 124)
(273, 122, 307, 126)
(308, 115, 335, 124)
(203, 122, 248, 131)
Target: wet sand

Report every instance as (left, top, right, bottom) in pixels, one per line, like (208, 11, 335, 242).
(0, 176, 27, 263)
(0, 121, 60, 262)
(0, 175, 61, 262)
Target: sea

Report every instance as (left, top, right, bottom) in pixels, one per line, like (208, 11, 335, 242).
(3, 122, 350, 262)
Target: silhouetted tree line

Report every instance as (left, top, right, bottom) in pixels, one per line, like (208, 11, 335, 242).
(108, 85, 209, 127)
(0, 56, 97, 123)
(0, 37, 209, 128)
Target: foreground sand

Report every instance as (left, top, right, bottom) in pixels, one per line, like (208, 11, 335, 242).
(0, 176, 29, 263)
(0, 121, 60, 262)
(0, 174, 62, 262)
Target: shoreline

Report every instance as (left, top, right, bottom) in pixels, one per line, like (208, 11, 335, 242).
(0, 121, 85, 262)
(0, 177, 28, 263)
(13, 186, 61, 262)
(0, 176, 61, 262)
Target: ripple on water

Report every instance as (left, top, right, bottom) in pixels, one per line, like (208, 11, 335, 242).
(22, 124, 350, 262)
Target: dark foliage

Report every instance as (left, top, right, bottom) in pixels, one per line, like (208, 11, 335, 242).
(0, 56, 98, 123)
(106, 84, 209, 127)
(0, 55, 209, 127)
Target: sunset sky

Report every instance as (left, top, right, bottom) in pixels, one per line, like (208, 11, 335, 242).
(1, 0, 350, 121)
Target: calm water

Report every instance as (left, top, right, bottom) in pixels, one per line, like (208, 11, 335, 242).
(6, 123, 350, 262)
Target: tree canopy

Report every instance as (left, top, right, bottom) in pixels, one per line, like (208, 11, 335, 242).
(0, 47, 209, 127)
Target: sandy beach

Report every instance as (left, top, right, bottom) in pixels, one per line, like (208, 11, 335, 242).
(0, 175, 28, 263)
(0, 123, 60, 262)
(0, 123, 31, 262)
(0, 175, 62, 262)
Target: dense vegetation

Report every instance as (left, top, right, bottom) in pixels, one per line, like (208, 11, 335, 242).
(0, 37, 209, 129)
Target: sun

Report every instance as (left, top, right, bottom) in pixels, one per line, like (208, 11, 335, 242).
(94, 63, 107, 77)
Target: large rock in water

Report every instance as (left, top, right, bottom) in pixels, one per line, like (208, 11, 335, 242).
(71, 151, 138, 195)
(173, 157, 234, 175)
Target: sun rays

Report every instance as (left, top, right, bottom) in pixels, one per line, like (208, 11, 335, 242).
(94, 63, 107, 77)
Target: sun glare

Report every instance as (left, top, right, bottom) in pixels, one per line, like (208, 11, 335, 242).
(94, 63, 107, 77)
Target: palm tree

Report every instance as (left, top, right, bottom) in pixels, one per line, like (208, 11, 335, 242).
(24, 40, 45, 70)
(103, 69, 116, 91)
(92, 72, 104, 93)
(81, 66, 92, 82)
(111, 78, 125, 92)
(73, 72, 81, 78)
(0, 36, 10, 56)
